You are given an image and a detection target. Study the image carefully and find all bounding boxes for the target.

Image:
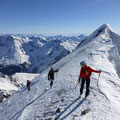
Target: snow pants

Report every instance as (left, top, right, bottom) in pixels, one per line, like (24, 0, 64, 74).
(80, 78, 90, 97)
(27, 82, 31, 91)
(50, 80, 54, 87)
(27, 86, 30, 91)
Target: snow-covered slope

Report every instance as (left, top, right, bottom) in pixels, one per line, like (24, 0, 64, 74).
(0, 24, 120, 120)
(0, 77, 18, 91)
(0, 73, 21, 103)
(0, 72, 39, 103)
(12, 73, 39, 85)
(0, 35, 85, 75)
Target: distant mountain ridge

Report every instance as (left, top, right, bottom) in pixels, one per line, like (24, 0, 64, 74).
(0, 34, 87, 75)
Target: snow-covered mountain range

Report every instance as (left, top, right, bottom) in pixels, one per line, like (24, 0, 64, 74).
(0, 34, 86, 75)
(0, 24, 120, 120)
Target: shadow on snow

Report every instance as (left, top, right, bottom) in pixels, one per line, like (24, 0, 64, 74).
(9, 88, 50, 120)
(55, 96, 86, 120)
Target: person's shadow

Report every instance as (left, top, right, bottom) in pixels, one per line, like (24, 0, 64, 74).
(55, 97, 86, 120)
(9, 88, 50, 120)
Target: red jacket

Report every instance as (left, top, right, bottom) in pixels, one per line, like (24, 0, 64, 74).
(78, 65, 100, 82)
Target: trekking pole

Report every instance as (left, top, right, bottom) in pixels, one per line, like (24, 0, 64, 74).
(98, 70, 101, 80)
(75, 82, 79, 89)
(96, 71, 101, 87)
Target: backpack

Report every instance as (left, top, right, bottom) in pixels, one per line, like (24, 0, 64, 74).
(27, 80, 32, 86)
(29, 81, 32, 85)
(82, 67, 92, 76)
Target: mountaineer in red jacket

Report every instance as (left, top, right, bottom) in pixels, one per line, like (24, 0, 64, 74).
(26, 80, 32, 91)
(78, 61, 101, 98)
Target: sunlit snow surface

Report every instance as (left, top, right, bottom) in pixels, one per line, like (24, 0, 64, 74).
(0, 24, 120, 120)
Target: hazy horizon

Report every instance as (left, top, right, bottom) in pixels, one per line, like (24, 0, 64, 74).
(0, 0, 120, 35)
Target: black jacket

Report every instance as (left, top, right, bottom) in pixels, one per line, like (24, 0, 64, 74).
(48, 68, 58, 80)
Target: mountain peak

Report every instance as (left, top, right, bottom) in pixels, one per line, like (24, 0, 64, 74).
(88, 23, 115, 40)
(77, 24, 117, 48)
(99, 23, 113, 32)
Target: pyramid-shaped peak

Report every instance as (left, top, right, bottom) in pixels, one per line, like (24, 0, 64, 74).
(99, 23, 113, 32)
(88, 24, 115, 39)
(77, 23, 119, 48)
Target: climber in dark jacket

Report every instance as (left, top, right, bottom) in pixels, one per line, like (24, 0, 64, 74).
(48, 67, 58, 87)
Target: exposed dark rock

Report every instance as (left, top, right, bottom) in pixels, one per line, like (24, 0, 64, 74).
(81, 108, 91, 115)
(0, 90, 11, 103)
(0, 62, 30, 75)
(56, 108, 61, 113)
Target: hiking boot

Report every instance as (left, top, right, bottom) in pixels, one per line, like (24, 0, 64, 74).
(85, 94, 89, 98)
(80, 93, 82, 97)
(80, 92, 82, 95)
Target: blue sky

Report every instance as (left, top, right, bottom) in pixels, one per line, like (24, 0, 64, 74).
(0, 0, 120, 35)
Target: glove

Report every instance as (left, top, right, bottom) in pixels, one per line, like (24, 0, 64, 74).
(55, 69, 58, 72)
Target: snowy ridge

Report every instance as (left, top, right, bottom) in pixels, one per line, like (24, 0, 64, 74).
(0, 24, 120, 120)
(77, 24, 117, 48)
